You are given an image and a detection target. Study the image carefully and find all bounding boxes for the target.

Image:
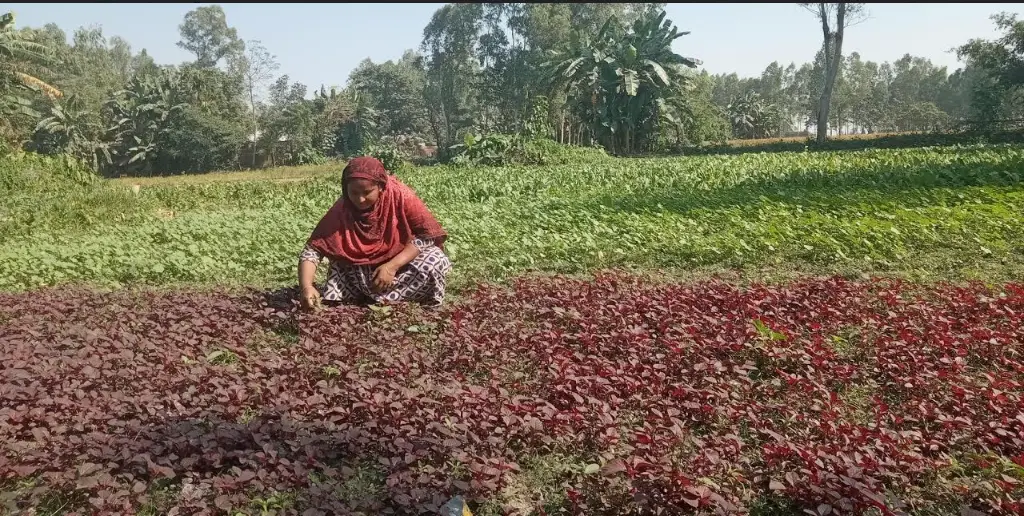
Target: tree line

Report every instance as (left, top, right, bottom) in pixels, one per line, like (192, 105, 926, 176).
(1, 4, 1022, 176)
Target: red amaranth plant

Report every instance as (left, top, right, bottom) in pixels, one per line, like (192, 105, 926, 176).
(0, 275, 1022, 514)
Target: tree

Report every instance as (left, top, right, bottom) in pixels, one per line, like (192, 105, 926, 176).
(177, 5, 245, 68)
(844, 53, 884, 133)
(661, 70, 729, 146)
(800, 3, 866, 143)
(421, 3, 485, 148)
(944, 64, 1000, 125)
(309, 85, 355, 157)
(727, 91, 782, 139)
(711, 73, 754, 112)
(257, 75, 315, 166)
(171, 64, 249, 170)
(104, 71, 187, 175)
(1, 11, 62, 143)
(956, 12, 1024, 126)
(30, 93, 110, 169)
(229, 40, 278, 168)
(348, 51, 429, 139)
(130, 49, 159, 78)
(59, 26, 135, 133)
(546, 10, 701, 154)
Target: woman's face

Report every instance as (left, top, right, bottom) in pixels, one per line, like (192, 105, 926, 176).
(346, 179, 382, 211)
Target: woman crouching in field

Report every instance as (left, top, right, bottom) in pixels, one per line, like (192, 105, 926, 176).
(297, 156, 451, 310)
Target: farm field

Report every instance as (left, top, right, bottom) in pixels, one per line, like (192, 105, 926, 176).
(724, 131, 908, 147)
(2, 144, 1024, 293)
(2, 144, 1024, 515)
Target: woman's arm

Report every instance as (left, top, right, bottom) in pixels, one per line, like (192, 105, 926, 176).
(298, 259, 318, 290)
(385, 241, 421, 271)
(298, 244, 323, 309)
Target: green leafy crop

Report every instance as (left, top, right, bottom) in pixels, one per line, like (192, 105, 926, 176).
(1, 144, 1022, 292)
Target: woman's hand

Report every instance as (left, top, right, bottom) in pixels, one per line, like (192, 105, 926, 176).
(371, 242, 419, 293)
(301, 285, 322, 311)
(371, 263, 397, 293)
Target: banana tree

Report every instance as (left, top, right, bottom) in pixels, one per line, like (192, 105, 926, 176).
(1, 11, 62, 142)
(104, 72, 186, 175)
(32, 94, 111, 170)
(727, 91, 782, 139)
(310, 86, 353, 157)
(544, 10, 701, 154)
(544, 20, 617, 148)
(332, 89, 380, 157)
(0, 12, 60, 98)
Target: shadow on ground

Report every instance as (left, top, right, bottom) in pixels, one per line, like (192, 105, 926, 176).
(594, 146, 1024, 217)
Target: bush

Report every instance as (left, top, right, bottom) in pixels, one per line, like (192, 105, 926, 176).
(444, 133, 522, 167)
(364, 143, 407, 174)
(0, 150, 145, 243)
(154, 107, 247, 175)
(296, 146, 329, 166)
(444, 133, 610, 167)
(0, 150, 97, 194)
(522, 138, 610, 165)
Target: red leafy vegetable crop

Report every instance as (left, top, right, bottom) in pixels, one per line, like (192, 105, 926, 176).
(1, 274, 1022, 515)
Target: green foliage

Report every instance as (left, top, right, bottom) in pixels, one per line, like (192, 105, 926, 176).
(0, 148, 96, 193)
(2, 144, 1023, 292)
(0, 10, 61, 144)
(420, 3, 485, 148)
(727, 91, 782, 139)
(956, 13, 1024, 92)
(446, 132, 524, 166)
(955, 13, 1024, 125)
(685, 129, 1024, 156)
(103, 71, 187, 175)
(309, 86, 350, 157)
(363, 142, 406, 173)
(442, 132, 607, 167)
(57, 26, 136, 128)
(160, 105, 247, 174)
(295, 146, 328, 166)
(0, 150, 127, 244)
(5, 2, 1024, 179)
(521, 95, 551, 139)
(28, 93, 110, 170)
(176, 5, 244, 68)
(25, 183, 148, 238)
(348, 52, 428, 139)
(890, 101, 950, 132)
(545, 9, 701, 154)
(708, 39, 1020, 140)
(520, 138, 610, 165)
(658, 71, 730, 149)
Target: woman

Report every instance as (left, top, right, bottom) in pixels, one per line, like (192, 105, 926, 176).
(297, 156, 451, 309)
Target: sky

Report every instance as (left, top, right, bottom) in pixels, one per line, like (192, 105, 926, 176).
(6, 2, 1024, 96)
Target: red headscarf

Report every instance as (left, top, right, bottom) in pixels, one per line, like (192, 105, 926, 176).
(306, 156, 446, 266)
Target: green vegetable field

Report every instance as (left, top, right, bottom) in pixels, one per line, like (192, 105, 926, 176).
(2, 144, 1023, 293)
